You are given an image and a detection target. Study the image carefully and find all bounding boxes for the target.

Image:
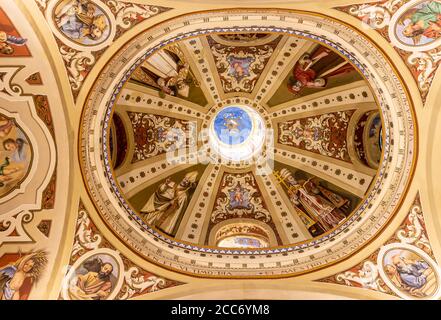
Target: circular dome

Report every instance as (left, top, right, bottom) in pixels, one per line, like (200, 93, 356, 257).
(80, 10, 416, 278)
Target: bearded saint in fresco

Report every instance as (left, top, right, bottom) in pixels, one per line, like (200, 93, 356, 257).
(140, 171, 198, 235)
(287, 47, 354, 95)
(385, 255, 433, 297)
(68, 257, 114, 300)
(401, 1, 441, 42)
(278, 168, 349, 232)
(0, 250, 48, 300)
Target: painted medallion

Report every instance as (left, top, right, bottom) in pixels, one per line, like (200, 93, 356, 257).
(53, 0, 111, 46)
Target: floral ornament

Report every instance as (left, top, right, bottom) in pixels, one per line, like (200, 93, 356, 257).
(278, 111, 354, 162)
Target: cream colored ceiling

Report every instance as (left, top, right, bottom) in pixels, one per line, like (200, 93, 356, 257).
(0, 0, 440, 300)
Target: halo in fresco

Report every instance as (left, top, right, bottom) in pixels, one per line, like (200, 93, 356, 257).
(378, 243, 441, 300)
(389, 0, 441, 51)
(61, 248, 124, 300)
(0, 114, 32, 198)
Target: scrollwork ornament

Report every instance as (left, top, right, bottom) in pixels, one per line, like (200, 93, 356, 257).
(59, 46, 95, 92)
(118, 266, 166, 300)
(0, 67, 24, 97)
(105, 1, 162, 30)
(335, 261, 389, 292)
(396, 202, 431, 254)
(71, 209, 102, 258)
(0, 211, 34, 245)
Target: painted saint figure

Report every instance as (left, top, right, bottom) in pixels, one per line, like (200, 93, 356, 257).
(3, 138, 28, 163)
(67, 257, 114, 300)
(288, 47, 354, 94)
(278, 168, 349, 232)
(140, 171, 198, 235)
(0, 250, 48, 300)
(55, 0, 108, 43)
(157, 62, 191, 98)
(385, 254, 433, 297)
(401, 1, 441, 42)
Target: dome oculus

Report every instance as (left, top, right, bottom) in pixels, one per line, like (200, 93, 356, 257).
(210, 105, 265, 162)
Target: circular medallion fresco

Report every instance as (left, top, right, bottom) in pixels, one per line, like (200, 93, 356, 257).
(80, 10, 416, 278)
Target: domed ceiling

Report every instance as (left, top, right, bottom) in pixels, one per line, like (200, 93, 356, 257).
(79, 9, 415, 278)
(7, 0, 441, 300)
(109, 32, 381, 248)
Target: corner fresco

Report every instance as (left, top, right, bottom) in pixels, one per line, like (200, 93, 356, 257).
(319, 194, 441, 300)
(36, 0, 172, 100)
(54, 0, 112, 46)
(0, 251, 48, 300)
(59, 201, 183, 300)
(335, 0, 441, 104)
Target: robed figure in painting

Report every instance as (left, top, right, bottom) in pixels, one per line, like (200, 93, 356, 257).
(385, 254, 434, 297)
(402, 1, 441, 42)
(288, 47, 354, 95)
(279, 168, 349, 232)
(55, 0, 108, 42)
(0, 250, 47, 300)
(67, 257, 114, 300)
(140, 171, 198, 235)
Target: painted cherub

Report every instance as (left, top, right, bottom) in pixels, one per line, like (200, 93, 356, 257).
(0, 250, 48, 300)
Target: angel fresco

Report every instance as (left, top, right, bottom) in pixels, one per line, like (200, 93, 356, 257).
(287, 47, 354, 95)
(227, 56, 254, 82)
(55, 0, 109, 45)
(140, 171, 198, 235)
(0, 30, 27, 55)
(399, 1, 441, 45)
(0, 251, 48, 300)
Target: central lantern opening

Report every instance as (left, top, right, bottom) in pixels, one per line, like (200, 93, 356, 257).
(209, 105, 265, 163)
